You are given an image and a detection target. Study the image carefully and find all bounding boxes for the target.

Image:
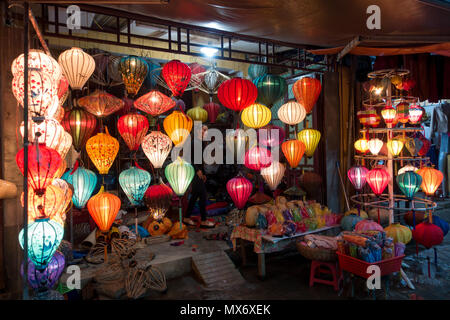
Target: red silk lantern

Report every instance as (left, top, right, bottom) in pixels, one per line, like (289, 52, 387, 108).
(218, 78, 257, 112)
(144, 181, 174, 220)
(282, 140, 305, 169)
(203, 102, 220, 123)
(258, 124, 285, 148)
(61, 107, 97, 152)
(292, 77, 321, 114)
(226, 176, 253, 210)
(366, 167, 390, 196)
(244, 146, 272, 171)
(417, 167, 444, 196)
(408, 104, 423, 124)
(418, 137, 431, 156)
(134, 90, 176, 116)
(412, 221, 443, 249)
(117, 113, 149, 151)
(87, 186, 121, 232)
(162, 60, 192, 97)
(16, 143, 62, 196)
(347, 166, 369, 191)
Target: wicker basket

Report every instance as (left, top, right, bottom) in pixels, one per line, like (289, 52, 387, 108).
(296, 242, 337, 262)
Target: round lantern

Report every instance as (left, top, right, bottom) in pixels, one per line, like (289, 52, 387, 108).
(118, 55, 149, 96)
(16, 143, 62, 196)
(432, 216, 449, 236)
(164, 158, 195, 196)
(395, 102, 410, 124)
(241, 103, 271, 129)
(117, 113, 149, 151)
(248, 64, 267, 80)
(261, 161, 285, 191)
(227, 176, 253, 210)
(77, 90, 124, 117)
(381, 105, 396, 126)
(282, 140, 305, 169)
(366, 167, 390, 196)
(87, 186, 121, 232)
(408, 104, 423, 124)
(244, 146, 272, 171)
(367, 114, 381, 128)
(384, 223, 412, 244)
(22, 251, 65, 290)
(368, 138, 383, 155)
(347, 166, 369, 191)
(354, 138, 369, 154)
(226, 129, 248, 162)
(163, 111, 193, 146)
(253, 74, 287, 107)
(86, 127, 119, 175)
(340, 214, 364, 231)
(134, 90, 176, 116)
(12, 49, 62, 81)
(142, 131, 173, 169)
(398, 164, 419, 175)
(396, 171, 422, 199)
(417, 167, 444, 196)
(22, 184, 65, 222)
(354, 220, 384, 232)
(119, 166, 151, 206)
(292, 77, 321, 113)
(412, 222, 444, 249)
(189, 62, 206, 88)
(187, 107, 208, 123)
(20, 117, 66, 156)
(258, 124, 285, 147)
(144, 181, 174, 220)
(386, 139, 404, 157)
(297, 129, 321, 158)
(66, 167, 98, 209)
(203, 102, 220, 123)
(418, 136, 431, 156)
(218, 78, 257, 112)
(61, 107, 97, 152)
(58, 47, 95, 90)
(19, 218, 64, 270)
(357, 109, 378, 127)
(161, 60, 192, 97)
(277, 101, 306, 126)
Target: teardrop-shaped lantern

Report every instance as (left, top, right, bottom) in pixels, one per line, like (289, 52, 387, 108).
(142, 131, 173, 169)
(366, 167, 390, 196)
(408, 104, 423, 124)
(227, 176, 253, 209)
(77, 90, 124, 117)
(292, 77, 321, 113)
(354, 138, 370, 154)
(187, 107, 208, 123)
(248, 64, 267, 80)
(395, 102, 410, 124)
(368, 138, 383, 155)
(61, 107, 97, 152)
(253, 74, 287, 107)
(22, 250, 65, 291)
(12, 49, 62, 82)
(226, 129, 248, 162)
(282, 139, 305, 169)
(87, 186, 121, 232)
(58, 47, 95, 90)
(386, 139, 404, 157)
(347, 166, 369, 191)
(86, 127, 119, 174)
(417, 167, 444, 196)
(117, 113, 149, 151)
(118, 55, 149, 96)
(64, 167, 97, 209)
(244, 146, 272, 171)
(203, 102, 220, 123)
(278, 101, 306, 126)
(164, 158, 195, 196)
(163, 111, 193, 146)
(119, 166, 151, 206)
(258, 124, 285, 148)
(134, 90, 176, 116)
(261, 161, 285, 191)
(241, 103, 271, 129)
(19, 218, 64, 270)
(16, 143, 62, 196)
(22, 184, 65, 222)
(218, 78, 257, 112)
(297, 129, 321, 158)
(161, 60, 192, 97)
(381, 105, 396, 125)
(144, 180, 173, 220)
(397, 171, 422, 200)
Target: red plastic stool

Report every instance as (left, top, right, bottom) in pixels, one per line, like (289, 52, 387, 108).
(309, 260, 343, 292)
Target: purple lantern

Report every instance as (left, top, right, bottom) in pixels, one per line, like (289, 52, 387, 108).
(258, 124, 285, 148)
(175, 99, 185, 112)
(347, 166, 369, 191)
(21, 251, 65, 291)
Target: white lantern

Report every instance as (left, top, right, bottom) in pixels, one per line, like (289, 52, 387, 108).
(11, 49, 62, 82)
(58, 47, 95, 90)
(141, 131, 173, 169)
(398, 165, 419, 175)
(261, 161, 285, 191)
(278, 101, 306, 126)
(226, 129, 249, 162)
(368, 138, 383, 155)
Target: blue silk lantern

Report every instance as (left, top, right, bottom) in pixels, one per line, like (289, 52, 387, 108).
(63, 167, 98, 209)
(22, 251, 65, 290)
(144, 58, 161, 89)
(248, 64, 267, 80)
(119, 166, 151, 206)
(396, 171, 422, 200)
(432, 216, 449, 236)
(19, 218, 64, 270)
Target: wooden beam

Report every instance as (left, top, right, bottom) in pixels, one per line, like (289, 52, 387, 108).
(337, 36, 360, 61)
(12, 0, 169, 3)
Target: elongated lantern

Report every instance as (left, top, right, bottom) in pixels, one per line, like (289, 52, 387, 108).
(241, 103, 271, 129)
(134, 90, 176, 116)
(117, 113, 149, 151)
(366, 167, 390, 196)
(347, 166, 369, 191)
(22, 251, 65, 291)
(278, 101, 306, 125)
(248, 64, 267, 80)
(77, 90, 124, 117)
(354, 138, 369, 154)
(19, 218, 64, 270)
(203, 102, 220, 123)
(409, 104, 423, 124)
(297, 129, 321, 158)
(16, 143, 62, 196)
(282, 140, 305, 168)
(163, 111, 193, 146)
(253, 74, 287, 107)
(58, 47, 95, 90)
(258, 124, 285, 148)
(86, 127, 119, 174)
(22, 184, 65, 222)
(397, 171, 422, 199)
(162, 60, 191, 97)
(12, 49, 62, 81)
(119, 55, 148, 96)
(187, 107, 208, 123)
(119, 166, 151, 206)
(142, 131, 173, 168)
(261, 161, 285, 191)
(63, 167, 97, 209)
(87, 186, 121, 232)
(292, 77, 321, 113)
(387, 139, 404, 157)
(244, 146, 272, 171)
(368, 138, 383, 155)
(227, 176, 253, 209)
(218, 78, 257, 112)
(164, 158, 195, 196)
(62, 107, 97, 152)
(144, 181, 173, 220)
(417, 167, 444, 196)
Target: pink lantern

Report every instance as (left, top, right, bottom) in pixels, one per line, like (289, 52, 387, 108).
(203, 102, 220, 123)
(354, 220, 384, 232)
(244, 146, 272, 171)
(366, 166, 390, 196)
(347, 166, 369, 191)
(258, 124, 285, 148)
(227, 176, 253, 209)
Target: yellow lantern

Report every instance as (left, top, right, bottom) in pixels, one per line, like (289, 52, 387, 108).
(241, 103, 271, 129)
(297, 129, 321, 158)
(163, 111, 193, 146)
(58, 47, 95, 90)
(86, 127, 119, 174)
(21, 184, 66, 223)
(386, 139, 404, 157)
(51, 178, 73, 223)
(277, 101, 306, 126)
(384, 223, 412, 244)
(187, 107, 208, 123)
(368, 138, 383, 155)
(354, 138, 369, 154)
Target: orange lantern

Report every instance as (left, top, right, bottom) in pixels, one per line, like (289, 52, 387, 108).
(417, 167, 444, 196)
(163, 111, 193, 146)
(77, 90, 124, 117)
(87, 186, 121, 232)
(52, 178, 73, 216)
(22, 185, 65, 222)
(292, 77, 321, 113)
(53, 159, 67, 180)
(86, 127, 119, 174)
(282, 140, 305, 168)
(134, 90, 176, 116)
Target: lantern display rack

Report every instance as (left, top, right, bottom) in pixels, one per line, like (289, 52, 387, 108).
(350, 193, 437, 213)
(363, 96, 419, 109)
(355, 155, 430, 162)
(367, 68, 410, 79)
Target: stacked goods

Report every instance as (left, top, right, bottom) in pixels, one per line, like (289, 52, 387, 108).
(297, 234, 340, 261)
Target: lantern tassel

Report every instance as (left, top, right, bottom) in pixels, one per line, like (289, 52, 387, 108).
(70, 160, 80, 175)
(377, 208, 380, 225)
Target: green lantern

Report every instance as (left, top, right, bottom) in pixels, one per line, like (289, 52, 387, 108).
(253, 74, 287, 107)
(248, 64, 267, 80)
(165, 157, 195, 196)
(396, 171, 422, 199)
